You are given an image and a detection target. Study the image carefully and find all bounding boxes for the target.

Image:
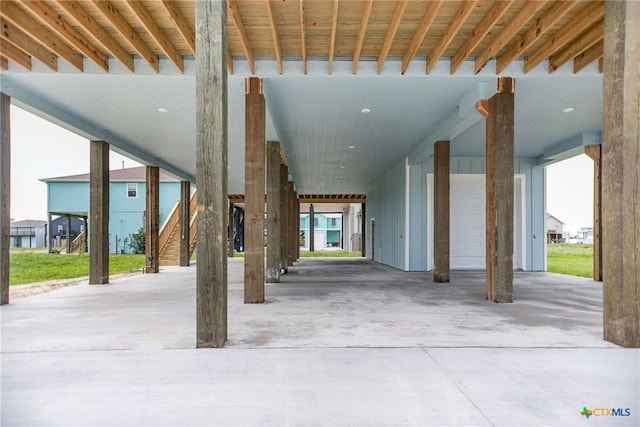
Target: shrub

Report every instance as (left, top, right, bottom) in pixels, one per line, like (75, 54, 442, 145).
(130, 227, 146, 254)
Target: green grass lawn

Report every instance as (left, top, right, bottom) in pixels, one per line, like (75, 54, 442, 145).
(9, 252, 146, 286)
(547, 244, 593, 278)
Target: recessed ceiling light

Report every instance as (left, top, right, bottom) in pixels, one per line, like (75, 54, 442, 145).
(348, 145, 356, 149)
(562, 107, 574, 113)
(340, 166, 345, 169)
(158, 107, 168, 113)
(361, 108, 371, 114)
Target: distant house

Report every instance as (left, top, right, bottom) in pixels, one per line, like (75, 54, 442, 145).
(41, 167, 181, 253)
(546, 213, 565, 244)
(300, 213, 343, 249)
(578, 227, 594, 244)
(10, 219, 47, 248)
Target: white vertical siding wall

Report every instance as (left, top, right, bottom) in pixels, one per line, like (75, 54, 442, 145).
(366, 158, 407, 270)
(408, 162, 428, 271)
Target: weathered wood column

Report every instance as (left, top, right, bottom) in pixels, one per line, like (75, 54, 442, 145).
(1, 93, 10, 304)
(196, 0, 228, 347)
(89, 140, 109, 285)
(47, 212, 53, 253)
(228, 201, 235, 258)
(296, 194, 300, 260)
(479, 77, 514, 303)
(602, 0, 639, 348)
(145, 166, 160, 273)
(433, 140, 450, 283)
(266, 141, 281, 283)
(288, 183, 296, 266)
(244, 77, 266, 302)
(66, 215, 72, 253)
(309, 203, 315, 252)
(584, 145, 602, 281)
(361, 203, 366, 257)
(179, 181, 191, 267)
(279, 164, 289, 273)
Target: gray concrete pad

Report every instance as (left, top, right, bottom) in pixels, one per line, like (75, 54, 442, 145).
(2, 258, 638, 426)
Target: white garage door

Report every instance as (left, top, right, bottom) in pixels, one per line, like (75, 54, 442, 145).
(428, 174, 525, 270)
(450, 175, 486, 269)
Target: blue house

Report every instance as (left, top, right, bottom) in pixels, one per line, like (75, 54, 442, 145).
(300, 213, 342, 249)
(42, 167, 181, 253)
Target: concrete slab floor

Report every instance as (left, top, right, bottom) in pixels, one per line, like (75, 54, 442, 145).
(2, 258, 638, 426)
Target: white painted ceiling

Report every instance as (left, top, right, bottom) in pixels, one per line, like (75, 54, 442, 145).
(0, 60, 603, 195)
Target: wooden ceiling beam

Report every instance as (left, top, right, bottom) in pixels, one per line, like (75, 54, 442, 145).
(474, 0, 547, 74)
(525, 1, 603, 73)
(497, 1, 578, 74)
(401, 0, 443, 75)
(228, 0, 255, 74)
(300, 0, 307, 75)
(426, 0, 477, 74)
(1, 1, 82, 71)
(264, 0, 282, 75)
(377, 0, 408, 75)
(54, 0, 133, 72)
(92, 1, 159, 72)
(20, 0, 108, 72)
(352, 0, 373, 75)
(124, 0, 183, 73)
(0, 37, 31, 70)
(549, 20, 603, 73)
(328, 0, 339, 75)
(574, 39, 603, 74)
(0, 55, 8, 70)
(0, 17, 57, 70)
(160, 0, 195, 55)
(450, 0, 514, 74)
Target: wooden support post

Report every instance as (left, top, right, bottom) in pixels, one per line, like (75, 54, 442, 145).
(279, 164, 289, 273)
(179, 181, 191, 267)
(484, 77, 515, 303)
(309, 204, 315, 252)
(244, 77, 266, 301)
(288, 183, 295, 266)
(89, 140, 109, 284)
(47, 212, 53, 253)
(602, 0, 639, 348)
(433, 140, 450, 283)
(361, 203, 366, 257)
(66, 215, 72, 254)
(145, 166, 160, 273)
(266, 141, 281, 283)
(195, 0, 228, 347)
(296, 194, 300, 260)
(0, 93, 10, 305)
(83, 217, 88, 253)
(584, 145, 602, 281)
(228, 202, 235, 258)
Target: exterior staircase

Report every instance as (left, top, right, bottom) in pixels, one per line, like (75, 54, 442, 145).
(159, 192, 197, 266)
(70, 231, 86, 253)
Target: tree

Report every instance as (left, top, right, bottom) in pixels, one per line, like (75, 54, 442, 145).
(130, 227, 145, 254)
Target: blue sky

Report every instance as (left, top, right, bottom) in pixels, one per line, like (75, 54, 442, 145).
(9, 105, 593, 234)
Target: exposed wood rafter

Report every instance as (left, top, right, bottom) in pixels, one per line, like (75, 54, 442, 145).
(549, 20, 603, 73)
(525, 1, 604, 73)
(0, 55, 8, 70)
(352, 0, 373, 75)
(0, 37, 31, 70)
(300, 0, 307, 74)
(377, 0, 408, 74)
(124, 0, 183, 73)
(497, 1, 578, 74)
(401, 0, 443, 75)
(450, 0, 513, 74)
(20, 0, 108, 72)
(228, 0, 255, 74)
(54, 0, 134, 72)
(160, 0, 194, 55)
(1, 0, 82, 71)
(227, 46, 233, 74)
(92, 0, 159, 72)
(1, 17, 57, 71)
(474, 0, 548, 74)
(574, 39, 603, 74)
(427, 0, 477, 74)
(328, 0, 339, 75)
(265, 0, 282, 75)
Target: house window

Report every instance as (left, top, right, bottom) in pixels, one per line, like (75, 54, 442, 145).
(313, 218, 319, 227)
(127, 183, 138, 198)
(330, 218, 337, 226)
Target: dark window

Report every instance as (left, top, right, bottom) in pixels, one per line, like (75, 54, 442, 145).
(331, 218, 337, 226)
(127, 183, 138, 198)
(314, 218, 319, 227)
